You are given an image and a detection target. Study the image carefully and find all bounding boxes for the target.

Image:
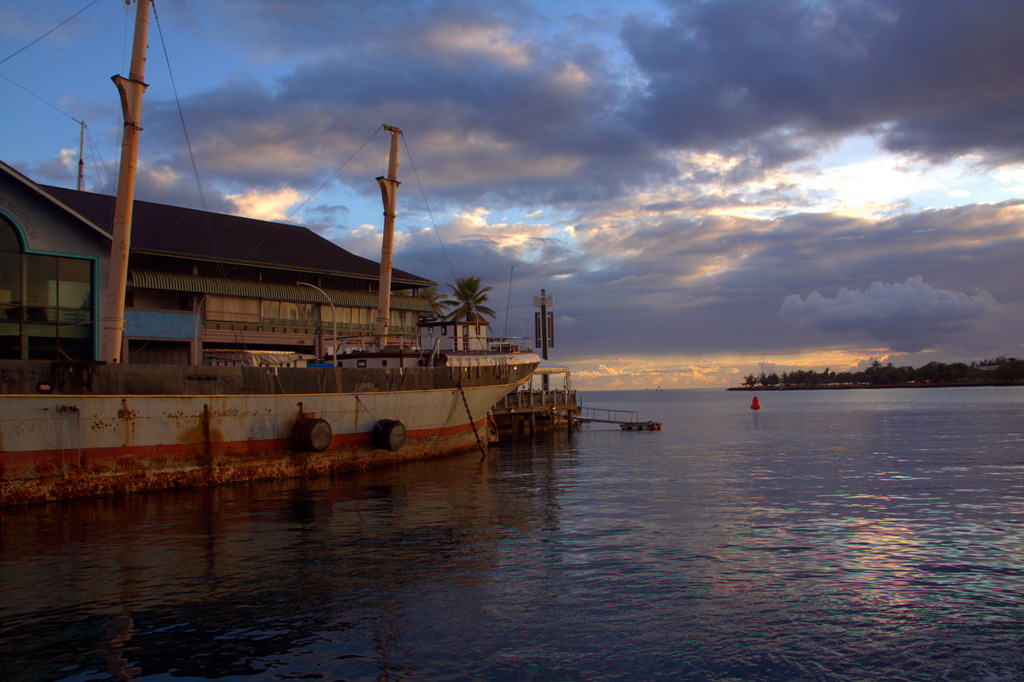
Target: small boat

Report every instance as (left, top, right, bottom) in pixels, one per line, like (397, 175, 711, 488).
(620, 421, 662, 431)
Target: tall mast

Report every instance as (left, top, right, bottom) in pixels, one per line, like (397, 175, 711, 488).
(374, 124, 402, 347)
(101, 0, 150, 363)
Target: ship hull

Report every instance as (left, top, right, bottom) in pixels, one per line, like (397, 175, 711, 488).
(0, 357, 537, 505)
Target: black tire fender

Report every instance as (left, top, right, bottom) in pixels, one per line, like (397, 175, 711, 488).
(372, 419, 407, 451)
(293, 417, 332, 452)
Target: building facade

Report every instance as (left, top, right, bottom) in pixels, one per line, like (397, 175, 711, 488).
(0, 161, 434, 365)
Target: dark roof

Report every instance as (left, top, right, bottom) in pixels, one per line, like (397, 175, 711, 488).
(41, 184, 432, 286)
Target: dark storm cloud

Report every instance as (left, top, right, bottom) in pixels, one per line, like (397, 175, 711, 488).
(780, 277, 998, 352)
(623, 0, 1024, 166)
(12, 0, 1024, 209)
(8, 0, 1021, 372)
(136, 0, 1024, 220)
(133, 0, 671, 210)
(541, 200, 1024, 357)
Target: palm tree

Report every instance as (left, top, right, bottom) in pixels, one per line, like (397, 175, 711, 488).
(407, 286, 445, 317)
(440, 276, 496, 322)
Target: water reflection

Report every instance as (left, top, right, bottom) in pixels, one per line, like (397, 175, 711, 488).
(2, 390, 1022, 680)
(101, 614, 140, 681)
(0, 439, 583, 681)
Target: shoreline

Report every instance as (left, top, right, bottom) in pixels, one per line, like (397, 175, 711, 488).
(726, 382, 1021, 391)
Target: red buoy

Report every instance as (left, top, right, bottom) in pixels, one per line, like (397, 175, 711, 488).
(750, 396, 761, 410)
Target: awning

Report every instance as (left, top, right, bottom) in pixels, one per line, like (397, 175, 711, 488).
(535, 366, 570, 375)
(129, 270, 433, 312)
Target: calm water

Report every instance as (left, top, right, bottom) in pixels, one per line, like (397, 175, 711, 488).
(2, 387, 1023, 681)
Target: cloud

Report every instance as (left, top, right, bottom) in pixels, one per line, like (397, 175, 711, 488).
(226, 187, 303, 222)
(427, 22, 535, 68)
(779, 276, 998, 352)
(7, 0, 1024, 385)
(621, 0, 1024, 166)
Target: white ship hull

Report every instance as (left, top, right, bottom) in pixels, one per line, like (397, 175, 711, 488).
(0, 355, 538, 505)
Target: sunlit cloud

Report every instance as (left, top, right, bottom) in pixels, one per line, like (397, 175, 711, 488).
(226, 187, 303, 221)
(543, 61, 591, 93)
(58, 147, 78, 171)
(5, 0, 1024, 389)
(567, 348, 884, 390)
(427, 23, 534, 68)
(140, 164, 184, 193)
(413, 128, 584, 187)
(994, 165, 1024, 194)
(432, 209, 565, 255)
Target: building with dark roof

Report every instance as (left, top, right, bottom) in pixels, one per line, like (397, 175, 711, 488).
(0, 161, 435, 365)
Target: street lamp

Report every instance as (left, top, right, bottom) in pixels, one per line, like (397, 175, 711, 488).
(297, 282, 337, 368)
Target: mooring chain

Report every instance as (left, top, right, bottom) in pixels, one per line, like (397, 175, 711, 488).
(456, 379, 488, 460)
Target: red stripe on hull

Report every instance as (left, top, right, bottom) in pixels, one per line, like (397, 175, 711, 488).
(0, 418, 488, 507)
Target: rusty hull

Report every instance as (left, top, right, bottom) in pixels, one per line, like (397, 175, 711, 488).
(0, 358, 537, 506)
(0, 425, 483, 507)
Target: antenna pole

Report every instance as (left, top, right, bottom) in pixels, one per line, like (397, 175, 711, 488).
(77, 121, 85, 191)
(504, 265, 513, 337)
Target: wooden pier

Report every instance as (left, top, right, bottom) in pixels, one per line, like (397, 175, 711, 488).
(490, 366, 579, 437)
(489, 368, 662, 438)
(491, 387, 579, 436)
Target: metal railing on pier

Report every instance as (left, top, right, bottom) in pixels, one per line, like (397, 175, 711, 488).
(575, 406, 639, 424)
(498, 389, 578, 409)
(491, 387, 579, 437)
(573, 406, 662, 430)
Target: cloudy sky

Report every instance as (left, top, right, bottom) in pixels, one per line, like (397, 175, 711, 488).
(2, 0, 1022, 389)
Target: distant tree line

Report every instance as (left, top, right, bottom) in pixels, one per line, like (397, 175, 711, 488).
(741, 357, 1024, 388)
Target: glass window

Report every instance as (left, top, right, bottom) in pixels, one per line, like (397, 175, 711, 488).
(260, 299, 281, 321)
(24, 305, 56, 359)
(25, 253, 57, 307)
(58, 309, 91, 337)
(0, 215, 20, 251)
(1, 219, 25, 359)
(389, 309, 415, 330)
(350, 307, 370, 326)
(294, 302, 316, 326)
(0, 250, 20, 305)
(58, 258, 91, 308)
(210, 295, 260, 322)
(0, 221, 94, 360)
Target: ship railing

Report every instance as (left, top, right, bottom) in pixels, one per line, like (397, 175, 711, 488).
(204, 320, 414, 337)
(306, 332, 533, 359)
(333, 333, 418, 354)
(488, 336, 531, 353)
(406, 333, 532, 354)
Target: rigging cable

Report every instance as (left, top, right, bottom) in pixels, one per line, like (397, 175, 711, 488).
(156, 1, 381, 344)
(84, 125, 114, 190)
(225, 125, 385, 285)
(401, 134, 457, 285)
(0, 0, 100, 66)
(151, 2, 385, 351)
(0, 1, 117, 192)
(150, 1, 250, 349)
(286, 125, 383, 222)
(0, 73, 82, 123)
(152, 2, 212, 218)
(0, 71, 112, 191)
